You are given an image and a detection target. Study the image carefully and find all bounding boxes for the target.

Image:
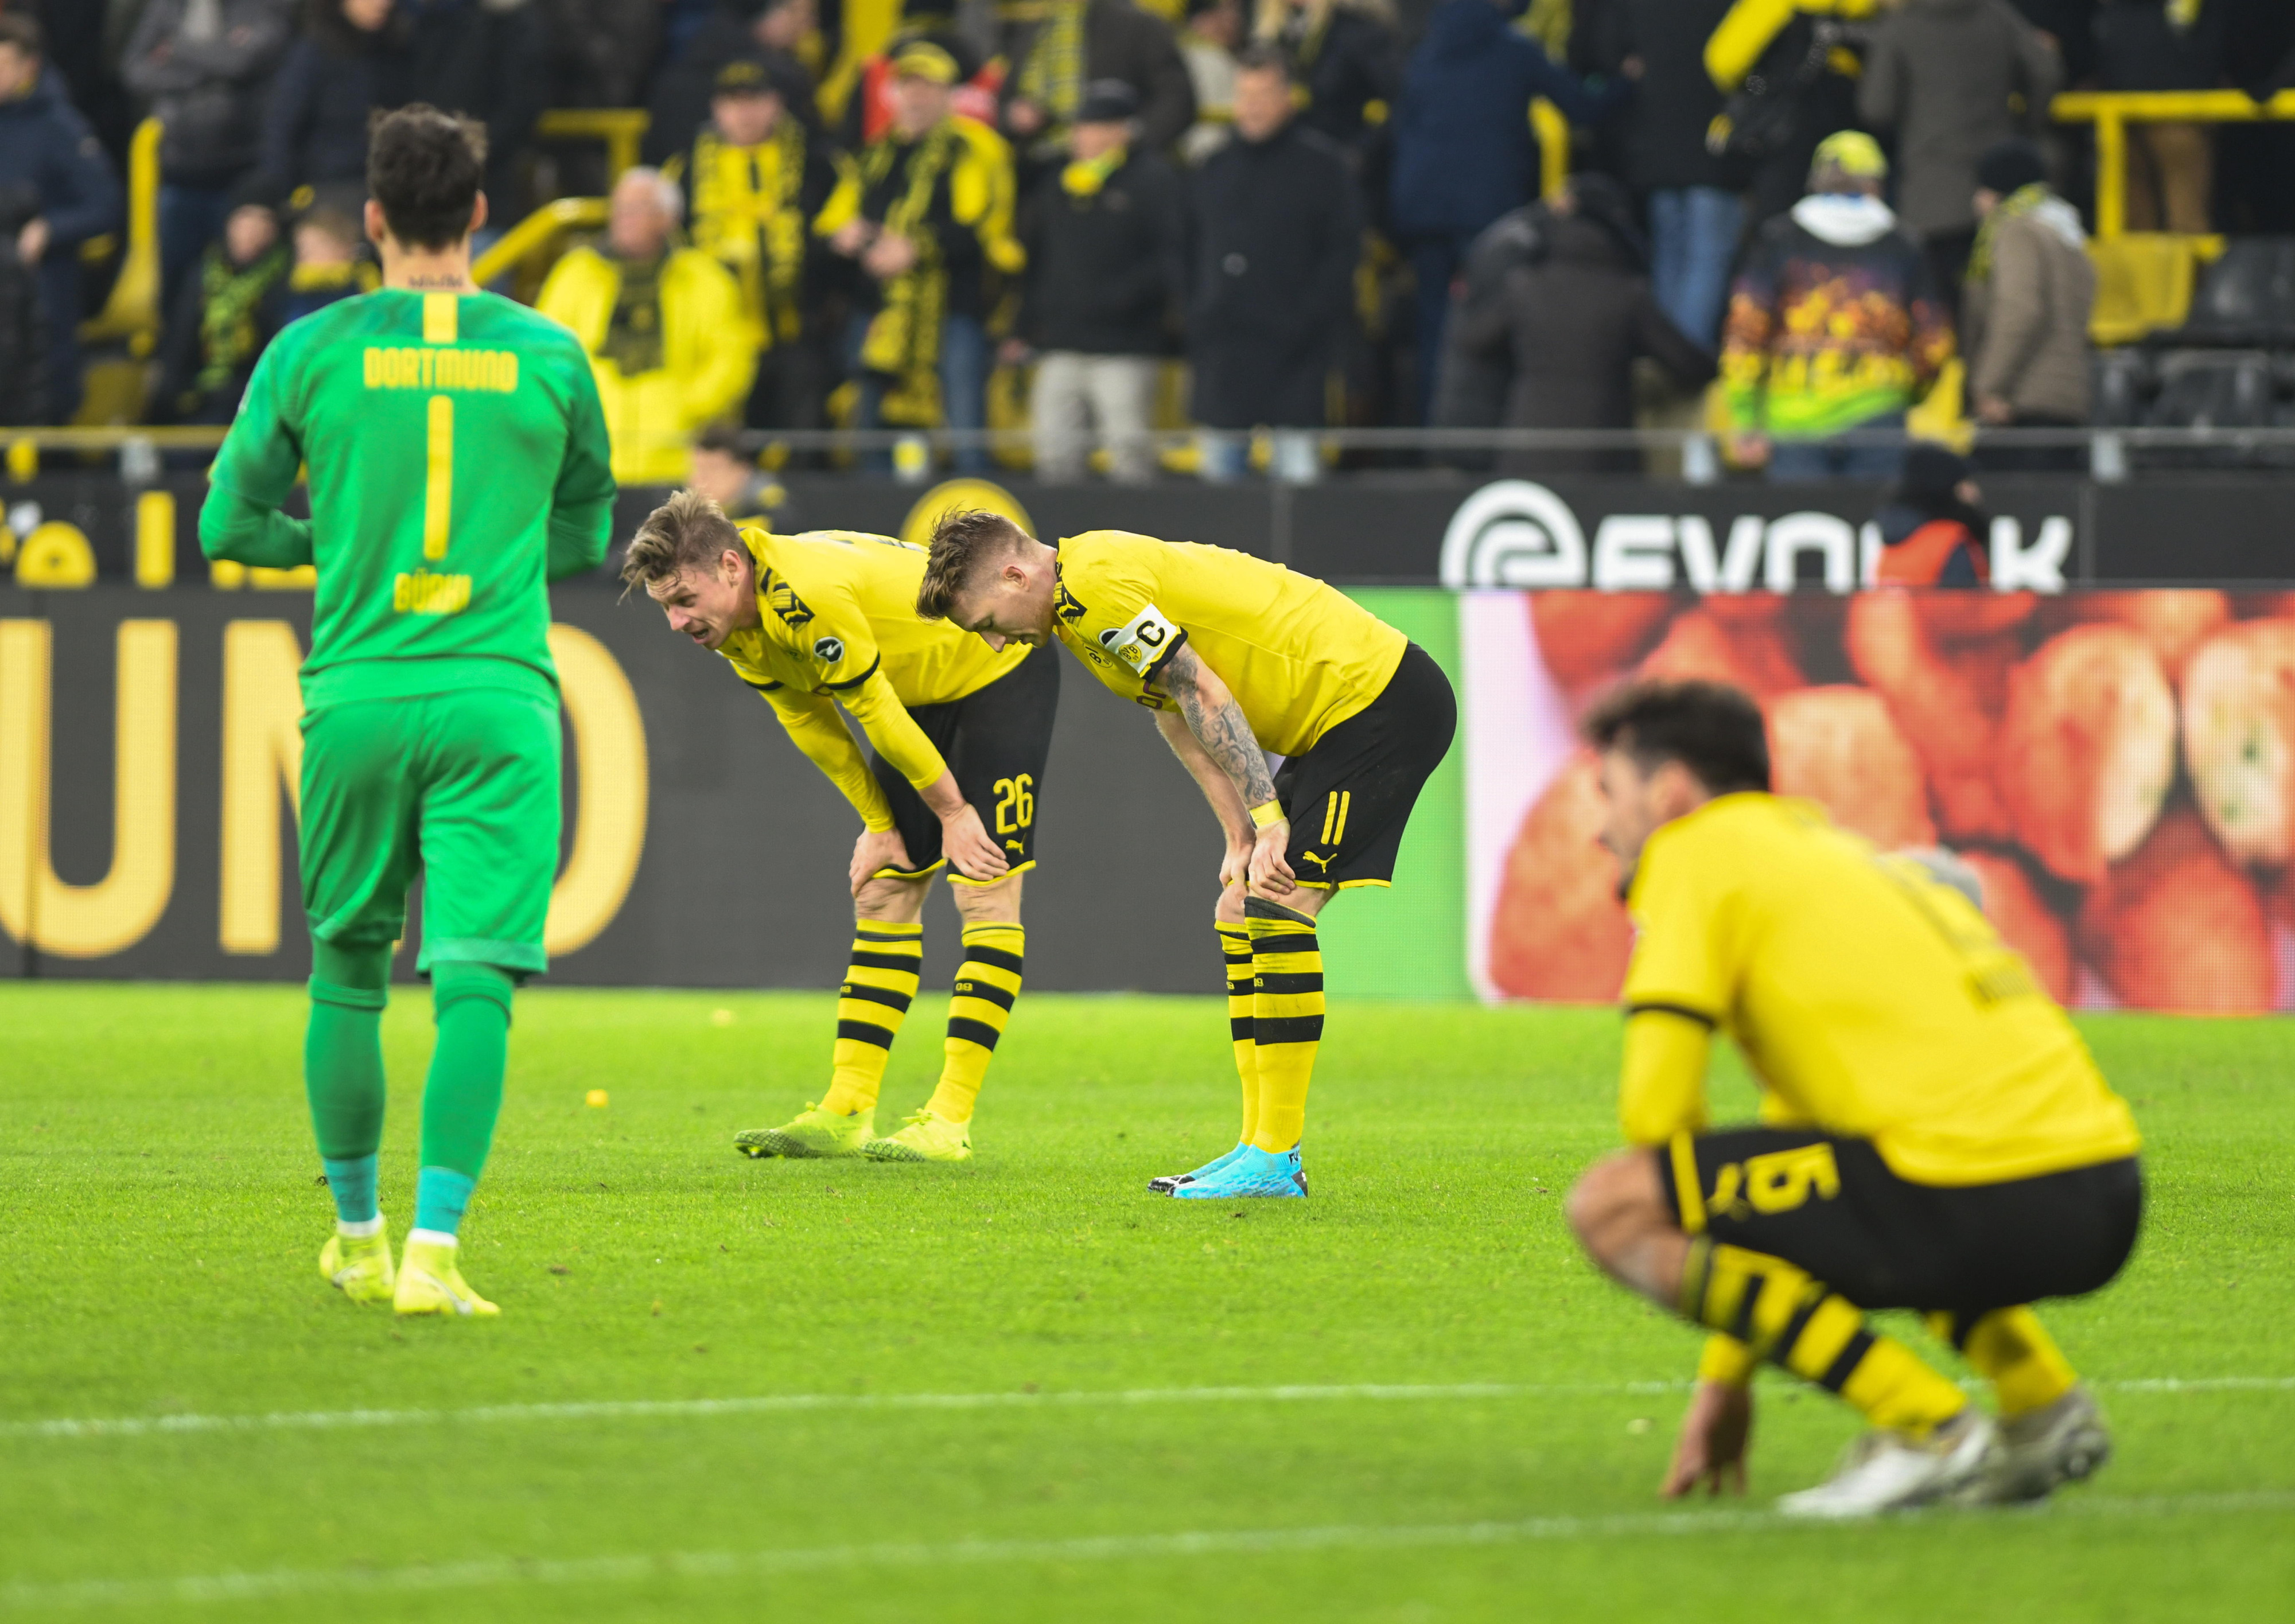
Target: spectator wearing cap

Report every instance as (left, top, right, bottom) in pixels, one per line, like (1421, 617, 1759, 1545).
(1963, 138, 2094, 470)
(836, 0, 1002, 153)
(818, 40, 1024, 474)
(1721, 131, 1954, 482)
(1874, 442, 1991, 587)
(1177, 0, 1243, 165)
(153, 175, 291, 424)
(1002, 0, 1197, 167)
(1388, 0, 1629, 425)
(1187, 45, 1359, 483)
(537, 166, 757, 484)
(688, 421, 806, 528)
(1448, 173, 1716, 474)
(1011, 80, 1187, 483)
(0, 13, 123, 423)
(122, 0, 298, 317)
(645, 0, 822, 164)
(1857, 0, 2060, 303)
(670, 57, 839, 430)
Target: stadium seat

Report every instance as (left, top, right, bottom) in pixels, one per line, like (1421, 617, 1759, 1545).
(2147, 349, 2275, 430)
(2090, 347, 2155, 427)
(2087, 232, 2217, 346)
(2176, 237, 2295, 346)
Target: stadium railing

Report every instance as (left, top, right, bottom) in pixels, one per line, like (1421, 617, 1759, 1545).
(10, 423, 2295, 487)
(2052, 89, 2295, 243)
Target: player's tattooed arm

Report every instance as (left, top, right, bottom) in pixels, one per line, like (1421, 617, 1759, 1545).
(1156, 642, 1278, 811)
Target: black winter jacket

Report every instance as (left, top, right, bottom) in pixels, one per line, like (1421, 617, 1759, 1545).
(1019, 151, 1188, 356)
(1187, 121, 1361, 428)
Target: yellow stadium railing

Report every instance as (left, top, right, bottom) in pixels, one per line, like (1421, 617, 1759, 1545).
(2053, 89, 2295, 241)
(470, 196, 609, 290)
(534, 108, 651, 182)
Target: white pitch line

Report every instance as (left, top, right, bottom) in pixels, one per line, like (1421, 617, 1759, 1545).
(5, 1491, 2292, 1613)
(4, 1376, 2289, 1445)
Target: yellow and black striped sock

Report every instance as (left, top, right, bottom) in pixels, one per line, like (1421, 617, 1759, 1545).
(1928, 1306, 2077, 1420)
(1684, 1239, 1967, 1437)
(1245, 895, 1321, 1152)
(926, 922, 1025, 1124)
(1217, 921, 1259, 1146)
(819, 921, 921, 1116)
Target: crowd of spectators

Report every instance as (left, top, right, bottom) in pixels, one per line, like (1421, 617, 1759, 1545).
(3, 0, 2295, 482)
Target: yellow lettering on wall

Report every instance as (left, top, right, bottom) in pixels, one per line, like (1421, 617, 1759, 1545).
(0, 619, 177, 957)
(135, 491, 176, 587)
(250, 565, 316, 590)
(545, 624, 648, 956)
(219, 621, 305, 955)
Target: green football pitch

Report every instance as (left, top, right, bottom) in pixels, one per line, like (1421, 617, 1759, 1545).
(2, 985, 2289, 1621)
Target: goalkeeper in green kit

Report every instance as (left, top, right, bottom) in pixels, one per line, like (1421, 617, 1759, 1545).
(200, 107, 616, 1318)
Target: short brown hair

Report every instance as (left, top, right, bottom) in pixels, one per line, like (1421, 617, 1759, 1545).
(367, 104, 487, 251)
(0, 13, 42, 56)
(620, 489, 744, 598)
(916, 508, 1028, 621)
(1582, 679, 1771, 795)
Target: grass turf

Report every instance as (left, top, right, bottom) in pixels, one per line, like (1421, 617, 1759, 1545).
(0, 984, 2288, 1621)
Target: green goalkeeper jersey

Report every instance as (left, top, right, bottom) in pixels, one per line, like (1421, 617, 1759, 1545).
(201, 289, 617, 710)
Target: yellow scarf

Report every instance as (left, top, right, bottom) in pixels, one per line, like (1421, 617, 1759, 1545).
(1060, 145, 1126, 197)
(858, 120, 964, 425)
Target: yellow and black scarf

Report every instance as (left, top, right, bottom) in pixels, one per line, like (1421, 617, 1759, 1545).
(858, 120, 963, 425)
(193, 242, 289, 398)
(1016, 0, 1086, 136)
(1966, 182, 2048, 286)
(687, 120, 813, 344)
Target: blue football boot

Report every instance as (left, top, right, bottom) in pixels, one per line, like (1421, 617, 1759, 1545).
(1171, 1144, 1307, 1199)
(1148, 1142, 1250, 1194)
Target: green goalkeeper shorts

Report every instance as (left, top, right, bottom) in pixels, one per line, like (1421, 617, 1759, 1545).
(298, 686, 562, 977)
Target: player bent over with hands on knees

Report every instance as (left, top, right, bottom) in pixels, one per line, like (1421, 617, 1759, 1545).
(1565, 680, 2144, 1517)
(199, 107, 620, 1317)
(916, 512, 1456, 1198)
(621, 493, 1057, 1163)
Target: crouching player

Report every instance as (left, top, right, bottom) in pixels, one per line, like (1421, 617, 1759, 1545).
(622, 494, 1056, 1162)
(916, 514, 1456, 1198)
(1566, 680, 2144, 1517)
(200, 107, 618, 1315)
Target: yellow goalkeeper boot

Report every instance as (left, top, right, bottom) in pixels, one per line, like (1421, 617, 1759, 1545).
(862, 1108, 974, 1163)
(393, 1235, 499, 1318)
(317, 1223, 395, 1304)
(735, 1103, 874, 1159)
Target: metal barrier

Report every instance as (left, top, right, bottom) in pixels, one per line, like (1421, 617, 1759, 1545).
(534, 108, 651, 182)
(13, 423, 2295, 487)
(2053, 89, 2295, 241)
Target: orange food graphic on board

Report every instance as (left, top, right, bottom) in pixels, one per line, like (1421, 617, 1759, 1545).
(1488, 751, 1633, 1002)
(2076, 809, 2275, 1013)
(1997, 625, 2176, 883)
(1767, 686, 1935, 850)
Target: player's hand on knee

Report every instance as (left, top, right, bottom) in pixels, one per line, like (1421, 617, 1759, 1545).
(1247, 821, 1295, 896)
(850, 828, 916, 894)
(1662, 1380, 1753, 1500)
(1219, 837, 1253, 893)
(940, 804, 1010, 883)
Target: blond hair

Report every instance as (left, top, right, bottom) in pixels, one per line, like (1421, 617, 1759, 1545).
(915, 508, 1029, 621)
(619, 488, 742, 598)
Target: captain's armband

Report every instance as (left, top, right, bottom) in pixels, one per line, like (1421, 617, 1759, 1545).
(1097, 603, 1184, 679)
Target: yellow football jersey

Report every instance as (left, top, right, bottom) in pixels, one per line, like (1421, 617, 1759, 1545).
(1621, 793, 2142, 1186)
(1048, 530, 1406, 758)
(721, 528, 1026, 825)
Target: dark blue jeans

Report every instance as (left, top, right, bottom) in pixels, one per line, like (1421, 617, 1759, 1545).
(1406, 229, 1483, 426)
(1648, 187, 1744, 350)
(846, 309, 990, 474)
(159, 182, 234, 317)
(1766, 412, 1908, 482)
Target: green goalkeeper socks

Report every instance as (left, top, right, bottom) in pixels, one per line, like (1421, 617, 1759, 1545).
(307, 941, 391, 1223)
(419, 962, 515, 1186)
